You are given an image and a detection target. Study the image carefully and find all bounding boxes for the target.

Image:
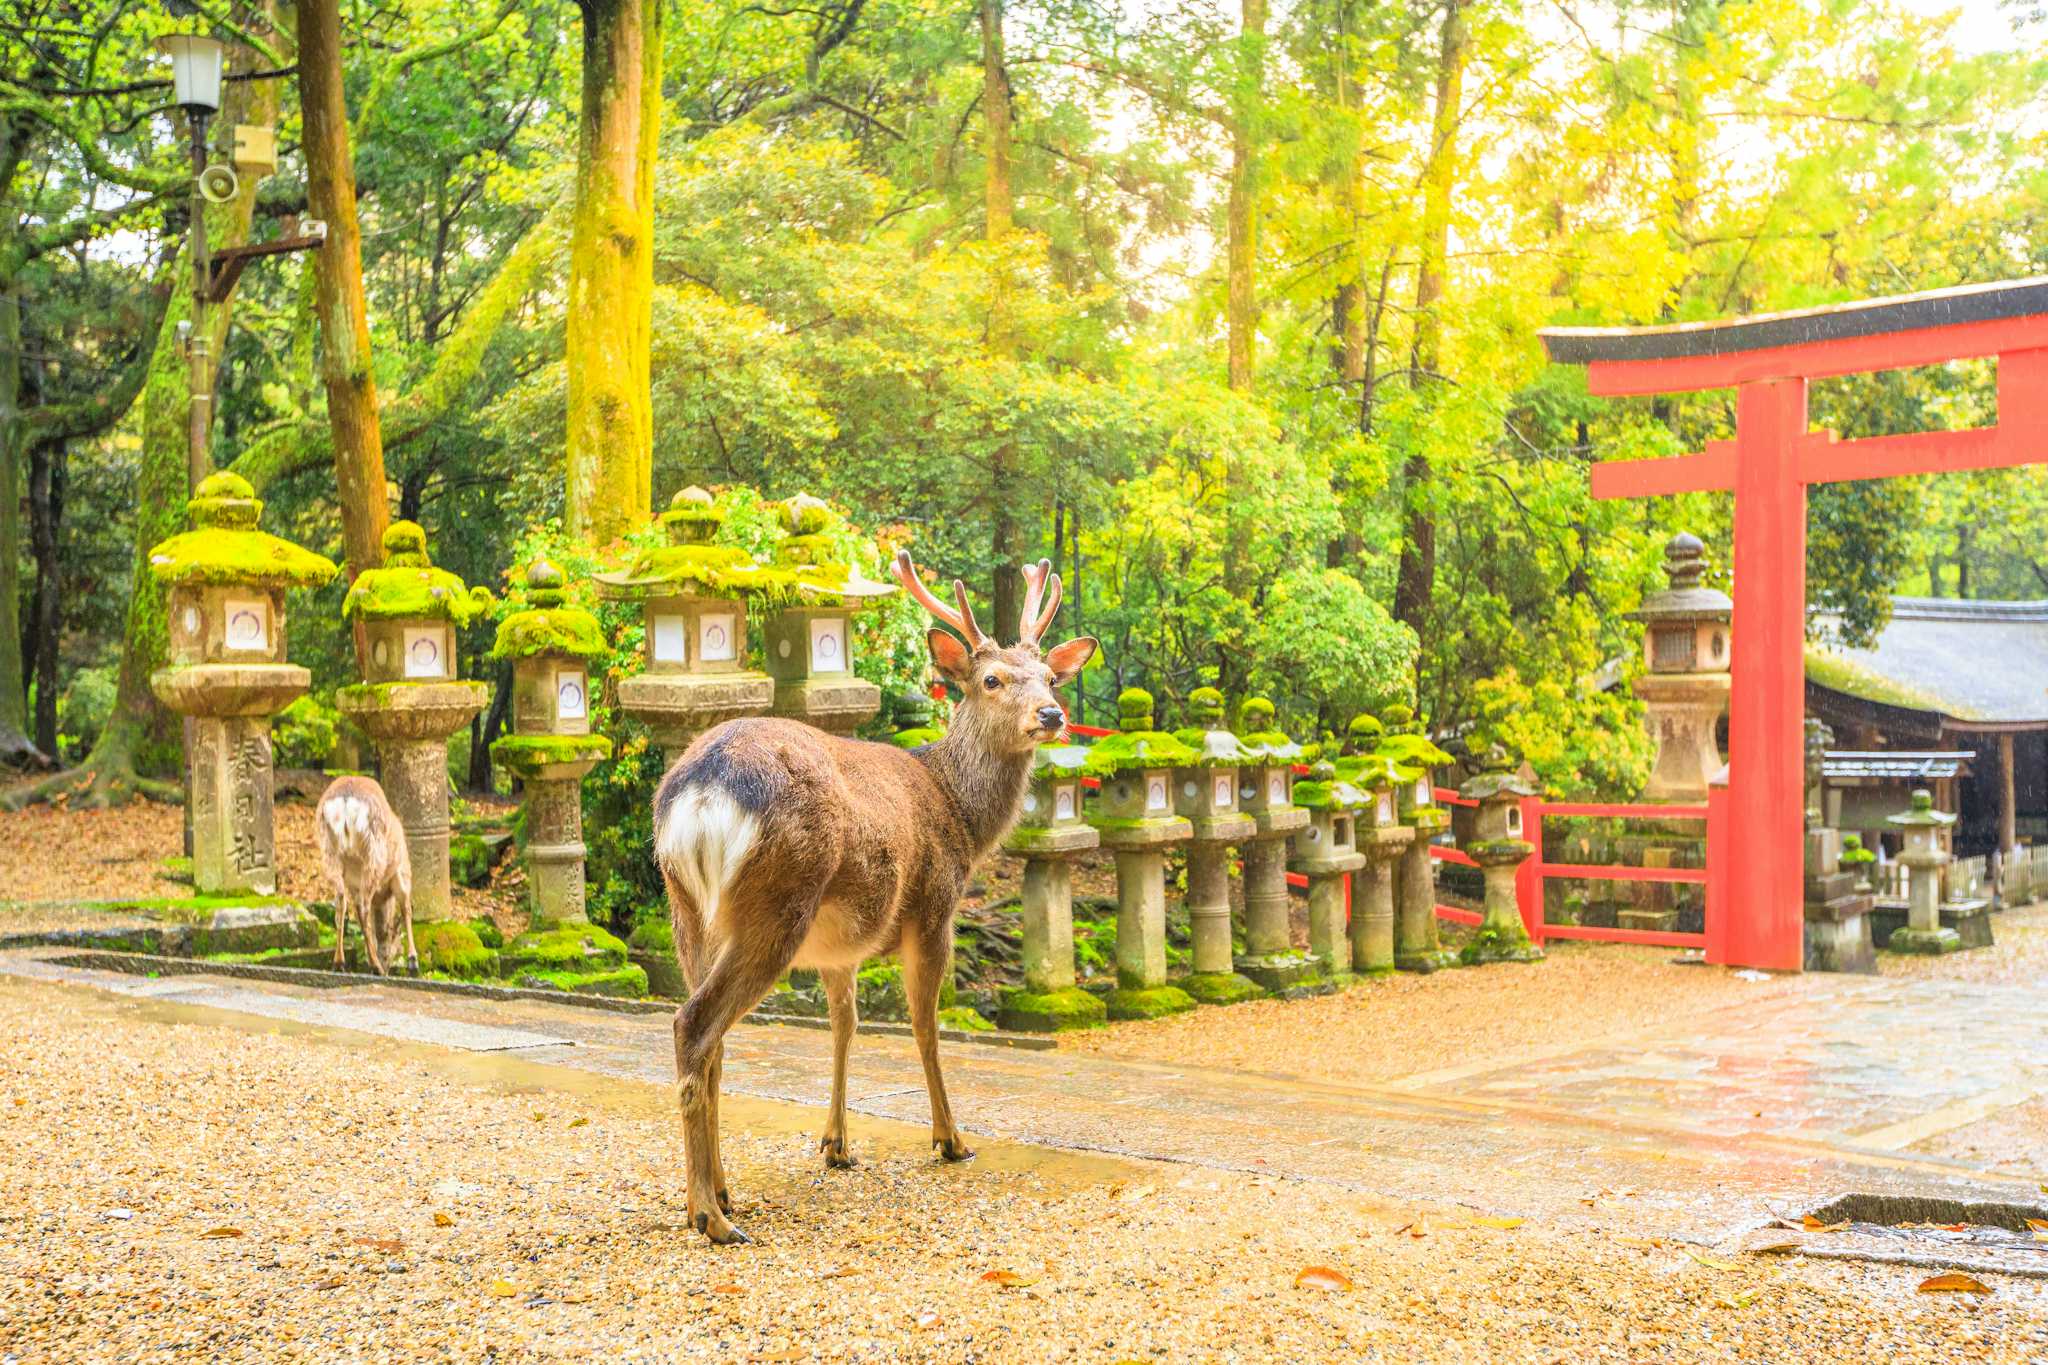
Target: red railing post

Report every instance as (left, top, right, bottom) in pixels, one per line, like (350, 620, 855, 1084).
(1517, 795, 1545, 945)
(1704, 766, 1730, 965)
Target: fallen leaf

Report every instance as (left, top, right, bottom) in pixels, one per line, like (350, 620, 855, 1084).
(352, 1237, 404, 1254)
(1294, 1266, 1353, 1291)
(432, 1212, 454, 1228)
(1471, 1216, 1524, 1230)
(818, 1267, 859, 1280)
(569, 1117, 590, 1129)
(1713, 1287, 1761, 1310)
(710, 1283, 746, 1295)
(1749, 1239, 1803, 1255)
(487, 1279, 518, 1298)
(530, 1111, 545, 1122)
(1934, 1223, 1970, 1233)
(312, 1277, 344, 1291)
(199, 1226, 243, 1239)
(1919, 1272, 1991, 1295)
(1683, 1249, 1741, 1272)
(979, 1270, 1038, 1288)
(2025, 1218, 2048, 1233)
(1115, 1184, 1155, 1205)
(1800, 1215, 1849, 1232)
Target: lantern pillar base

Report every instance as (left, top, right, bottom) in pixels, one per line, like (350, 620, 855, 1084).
(1394, 823, 1459, 973)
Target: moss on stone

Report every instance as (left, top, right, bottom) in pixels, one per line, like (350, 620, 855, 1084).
(1458, 925, 1543, 965)
(1102, 984, 1197, 1021)
(997, 986, 1108, 1032)
(513, 964, 650, 997)
(450, 834, 493, 889)
(886, 727, 946, 749)
(1178, 971, 1266, 1006)
(1082, 730, 1201, 776)
(629, 916, 674, 953)
(491, 608, 608, 660)
(502, 922, 629, 973)
(410, 919, 497, 977)
(147, 522, 337, 590)
(467, 915, 505, 949)
(343, 523, 493, 625)
(489, 734, 613, 773)
(937, 1005, 995, 1033)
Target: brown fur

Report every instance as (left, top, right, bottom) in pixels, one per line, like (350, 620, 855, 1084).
(315, 775, 416, 976)
(653, 556, 1095, 1243)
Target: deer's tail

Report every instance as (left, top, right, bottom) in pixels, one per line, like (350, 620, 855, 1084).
(320, 792, 373, 855)
(654, 735, 779, 930)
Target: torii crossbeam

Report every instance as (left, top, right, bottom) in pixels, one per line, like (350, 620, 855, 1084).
(1542, 278, 2048, 970)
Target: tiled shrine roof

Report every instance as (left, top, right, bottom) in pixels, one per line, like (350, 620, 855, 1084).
(1807, 596, 2048, 728)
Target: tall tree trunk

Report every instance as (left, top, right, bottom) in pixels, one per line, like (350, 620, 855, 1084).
(27, 433, 61, 757)
(1225, 0, 1266, 392)
(0, 275, 28, 761)
(566, 0, 656, 543)
(1392, 0, 1468, 652)
(981, 0, 1022, 636)
(296, 0, 390, 581)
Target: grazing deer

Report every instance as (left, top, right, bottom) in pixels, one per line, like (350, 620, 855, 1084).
(316, 775, 417, 976)
(653, 551, 1095, 1243)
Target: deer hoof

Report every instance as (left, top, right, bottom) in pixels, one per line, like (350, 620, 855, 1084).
(933, 1135, 975, 1163)
(693, 1208, 751, 1245)
(716, 1187, 734, 1215)
(820, 1136, 857, 1170)
(406, 954, 419, 975)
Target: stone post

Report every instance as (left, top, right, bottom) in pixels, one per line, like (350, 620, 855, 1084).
(761, 493, 892, 734)
(1381, 705, 1458, 973)
(1457, 743, 1543, 965)
(337, 521, 493, 971)
(998, 745, 1107, 1030)
(148, 472, 337, 896)
(1349, 765, 1412, 974)
(1886, 789, 1964, 954)
(1171, 688, 1262, 1004)
(1085, 689, 1198, 1019)
(1287, 761, 1367, 988)
(1229, 699, 1309, 991)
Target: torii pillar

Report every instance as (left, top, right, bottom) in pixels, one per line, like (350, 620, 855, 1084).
(1543, 279, 2048, 970)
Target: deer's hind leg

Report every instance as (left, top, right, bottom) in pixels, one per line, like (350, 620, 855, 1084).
(664, 870, 732, 1216)
(902, 918, 972, 1163)
(671, 891, 808, 1245)
(331, 890, 349, 971)
(818, 966, 857, 1168)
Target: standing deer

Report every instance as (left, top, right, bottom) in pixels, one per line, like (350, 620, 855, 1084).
(654, 551, 1095, 1243)
(316, 775, 417, 976)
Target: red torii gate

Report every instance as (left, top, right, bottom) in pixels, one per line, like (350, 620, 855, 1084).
(1541, 279, 2048, 970)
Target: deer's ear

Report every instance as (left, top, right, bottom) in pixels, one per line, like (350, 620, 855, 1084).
(928, 629, 974, 684)
(1043, 636, 1097, 685)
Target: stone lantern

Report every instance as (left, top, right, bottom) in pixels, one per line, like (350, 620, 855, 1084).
(1288, 761, 1367, 987)
(1631, 533, 1731, 802)
(1380, 706, 1458, 973)
(148, 471, 336, 895)
(1169, 688, 1262, 1005)
(997, 744, 1106, 1031)
(1348, 756, 1414, 975)
(1457, 742, 1543, 965)
(1885, 789, 1963, 955)
(1232, 697, 1311, 987)
(598, 486, 775, 752)
(337, 521, 493, 967)
(1084, 688, 1199, 1019)
(762, 492, 894, 734)
(885, 689, 947, 749)
(489, 562, 613, 925)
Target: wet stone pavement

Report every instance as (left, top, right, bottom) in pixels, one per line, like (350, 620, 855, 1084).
(4, 922, 2043, 1259)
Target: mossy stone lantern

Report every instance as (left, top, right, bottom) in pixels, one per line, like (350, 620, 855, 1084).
(1168, 688, 1262, 1005)
(1084, 688, 1199, 1020)
(148, 471, 337, 895)
(489, 561, 614, 930)
(336, 521, 494, 958)
(885, 689, 947, 750)
(1457, 742, 1543, 965)
(998, 744, 1107, 1032)
(1886, 789, 1964, 955)
(1347, 754, 1414, 975)
(1287, 761, 1368, 987)
(1230, 697, 1310, 988)
(597, 486, 775, 751)
(762, 493, 893, 734)
(1378, 706, 1459, 973)
(1631, 533, 1732, 803)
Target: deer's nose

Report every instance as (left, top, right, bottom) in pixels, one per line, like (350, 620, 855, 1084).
(1036, 704, 1066, 730)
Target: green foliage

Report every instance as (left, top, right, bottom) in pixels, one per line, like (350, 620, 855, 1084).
(274, 695, 340, 770)
(56, 665, 117, 763)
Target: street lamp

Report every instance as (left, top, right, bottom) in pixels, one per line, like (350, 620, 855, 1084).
(158, 32, 225, 494)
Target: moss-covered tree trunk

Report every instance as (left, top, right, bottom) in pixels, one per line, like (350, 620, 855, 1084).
(1392, 0, 1468, 650)
(981, 0, 1023, 636)
(296, 0, 390, 581)
(566, 0, 657, 544)
(1225, 0, 1266, 393)
(0, 274, 28, 762)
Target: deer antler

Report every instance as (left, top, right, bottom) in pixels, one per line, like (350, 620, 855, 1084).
(1018, 557, 1062, 649)
(892, 549, 986, 650)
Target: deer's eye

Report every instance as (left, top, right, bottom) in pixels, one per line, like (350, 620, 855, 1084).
(982, 673, 1001, 691)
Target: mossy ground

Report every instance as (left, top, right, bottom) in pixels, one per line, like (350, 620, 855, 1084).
(997, 986, 1107, 1032)
(411, 919, 498, 976)
(510, 964, 650, 997)
(502, 922, 630, 975)
(1178, 971, 1266, 1006)
(1102, 984, 1197, 1021)
(936, 1005, 995, 1033)
(1458, 925, 1543, 965)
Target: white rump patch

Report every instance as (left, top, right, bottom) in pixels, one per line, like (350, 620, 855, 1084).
(320, 795, 371, 851)
(657, 786, 761, 929)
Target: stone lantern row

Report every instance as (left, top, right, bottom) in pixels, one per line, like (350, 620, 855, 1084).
(147, 484, 897, 977)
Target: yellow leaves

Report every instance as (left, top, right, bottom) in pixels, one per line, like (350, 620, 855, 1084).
(1712, 1287, 1762, 1310)
(198, 1226, 243, 1239)
(1683, 1249, 1741, 1272)
(569, 1117, 590, 1129)
(1294, 1266, 1354, 1292)
(979, 1269, 1039, 1288)
(1470, 1216, 1524, 1230)
(1918, 1272, 1991, 1295)
(432, 1212, 454, 1228)
(1799, 1214, 1847, 1232)
(487, 1279, 518, 1298)
(2027, 1218, 2048, 1243)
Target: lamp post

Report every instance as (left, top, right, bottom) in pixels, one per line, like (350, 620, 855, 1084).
(158, 32, 225, 494)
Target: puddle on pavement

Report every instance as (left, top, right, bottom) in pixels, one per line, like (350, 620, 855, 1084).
(5, 974, 1146, 1198)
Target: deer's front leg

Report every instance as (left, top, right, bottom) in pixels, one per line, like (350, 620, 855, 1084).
(819, 966, 857, 1168)
(331, 892, 348, 971)
(902, 926, 972, 1162)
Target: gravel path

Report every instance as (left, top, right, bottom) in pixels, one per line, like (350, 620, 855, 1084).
(3, 976, 2041, 1363)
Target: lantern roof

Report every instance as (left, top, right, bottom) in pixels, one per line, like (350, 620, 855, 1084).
(1234, 696, 1304, 761)
(342, 521, 494, 625)
(147, 472, 338, 590)
(1886, 787, 1957, 829)
(1632, 532, 1732, 624)
(491, 559, 608, 660)
(1083, 689, 1201, 774)
(1293, 761, 1368, 811)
